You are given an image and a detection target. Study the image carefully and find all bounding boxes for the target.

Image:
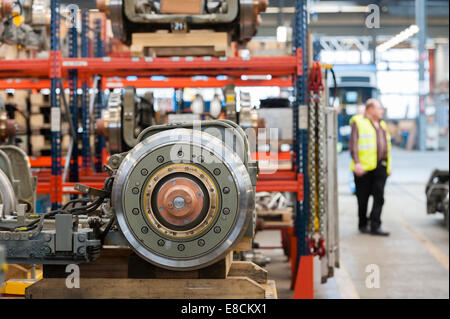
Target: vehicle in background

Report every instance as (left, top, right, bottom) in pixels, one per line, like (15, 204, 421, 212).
(328, 64, 379, 152)
(426, 169, 449, 231)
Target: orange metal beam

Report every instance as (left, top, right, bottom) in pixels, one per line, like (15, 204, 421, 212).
(0, 56, 298, 79)
(104, 76, 293, 89)
(0, 77, 292, 90)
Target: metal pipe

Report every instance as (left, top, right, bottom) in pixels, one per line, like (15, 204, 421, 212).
(416, 0, 427, 151)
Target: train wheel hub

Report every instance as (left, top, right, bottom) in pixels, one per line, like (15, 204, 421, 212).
(157, 177, 204, 225)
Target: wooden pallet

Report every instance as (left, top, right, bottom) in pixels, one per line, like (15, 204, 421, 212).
(257, 208, 293, 223)
(25, 277, 277, 299)
(25, 248, 277, 299)
(131, 31, 232, 58)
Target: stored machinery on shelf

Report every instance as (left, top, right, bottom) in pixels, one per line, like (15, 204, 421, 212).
(97, 85, 259, 155)
(0, 0, 49, 50)
(97, 0, 268, 45)
(96, 86, 155, 154)
(0, 97, 17, 144)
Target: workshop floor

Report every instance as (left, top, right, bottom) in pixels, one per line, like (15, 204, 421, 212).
(254, 148, 449, 299)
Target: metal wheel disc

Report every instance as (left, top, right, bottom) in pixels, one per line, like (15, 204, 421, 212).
(112, 128, 254, 271)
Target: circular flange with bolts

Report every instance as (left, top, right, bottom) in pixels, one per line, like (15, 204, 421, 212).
(97, 92, 123, 154)
(112, 128, 254, 271)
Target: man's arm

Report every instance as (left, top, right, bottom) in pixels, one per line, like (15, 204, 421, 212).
(350, 122, 365, 176)
(349, 122, 360, 163)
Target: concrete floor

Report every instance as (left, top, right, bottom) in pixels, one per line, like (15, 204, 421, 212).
(254, 148, 449, 299)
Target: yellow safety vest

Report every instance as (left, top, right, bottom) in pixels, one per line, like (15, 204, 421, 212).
(350, 116, 392, 174)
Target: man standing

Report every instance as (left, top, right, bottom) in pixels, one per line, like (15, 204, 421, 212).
(350, 99, 392, 236)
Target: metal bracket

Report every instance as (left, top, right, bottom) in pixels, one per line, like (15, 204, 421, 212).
(74, 184, 109, 198)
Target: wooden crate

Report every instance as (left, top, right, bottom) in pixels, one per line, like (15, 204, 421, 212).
(26, 248, 277, 299)
(257, 208, 293, 223)
(131, 31, 232, 58)
(26, 277, 276, 299)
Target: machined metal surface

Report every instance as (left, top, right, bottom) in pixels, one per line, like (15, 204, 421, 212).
(112, 128, 255, 271)
(0, 146, 36, 213)
(0, 168, 16, 218)
(108, 0, 127, 43)
(102, 91, 123, 154)
(239, 0, 258, 43)
(122, 86, 139, 148)
(0, 108, 16, 142)
(98, 87, 154, 155)
(123, 0, 238, 24)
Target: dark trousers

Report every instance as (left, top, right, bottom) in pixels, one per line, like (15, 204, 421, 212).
(354, 163, 388, 230)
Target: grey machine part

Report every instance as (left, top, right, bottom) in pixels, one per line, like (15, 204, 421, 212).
(0, 120, 258, 271)
(98, 87, 155, 155)
(0, 145, 101, 264)
(0, 168, 17, 218)
(426, 169, 449, 230)
(238, 91, 258, 131)
(109, 120, 258, 271)
(97, 0, 267, 45)
(322, 106, 340, 283)
(0, 146, 36, 214)
(224, 84, 237, 123)
(317, 69, 340, 284)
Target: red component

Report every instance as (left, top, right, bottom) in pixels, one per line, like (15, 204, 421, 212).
(49, 51, 62, 79)
(307, 61, 324, 103)
(50, 175, 63, 204)
(289, 227, 297, 290)
(317, 237, 326, 258)
(297, 173, 304, 202)
(104, 76, 293, 90)
(309, 237, 317, 256)
(293, 255, 314, 299)
(296, 48, 303, 76)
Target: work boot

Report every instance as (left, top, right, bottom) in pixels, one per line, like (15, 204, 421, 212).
(370, 228, 390, 236)
(359, 225, 370, 234)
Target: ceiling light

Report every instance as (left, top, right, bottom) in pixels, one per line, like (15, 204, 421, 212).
(376, 25, 420, 52)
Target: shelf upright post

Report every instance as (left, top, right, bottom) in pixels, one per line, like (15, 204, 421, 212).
(68, 6, 79, 183)
(294, 0, 310, 261)
(49, 0, 62, 210)
(293, 0, 313, 299)
(93, 18, 105, 172)
(81, 10, 91, 175)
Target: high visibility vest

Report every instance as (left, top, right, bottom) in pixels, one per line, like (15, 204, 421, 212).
(350, 116, 392, 174)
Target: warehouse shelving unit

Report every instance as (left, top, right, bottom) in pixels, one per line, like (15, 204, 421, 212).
(68, 5, 79, 184)
(292, 0, 313, 299)
(0, 0, 313, 298)
(49, 0, 62, 210)
(81, 9, 92, 176)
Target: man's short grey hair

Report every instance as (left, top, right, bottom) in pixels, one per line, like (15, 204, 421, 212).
(365, 98, 379, 110)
